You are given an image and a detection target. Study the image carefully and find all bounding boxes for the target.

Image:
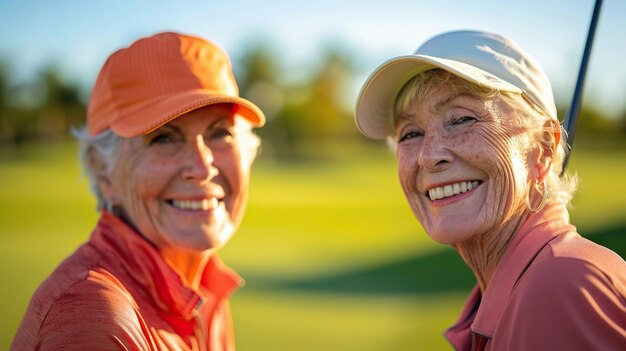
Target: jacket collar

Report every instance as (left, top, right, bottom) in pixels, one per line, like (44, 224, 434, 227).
(91, 210, 243, 320)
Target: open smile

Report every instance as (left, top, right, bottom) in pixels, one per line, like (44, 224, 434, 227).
(427, 180, 482, 201)
(166, 198, 222, 211)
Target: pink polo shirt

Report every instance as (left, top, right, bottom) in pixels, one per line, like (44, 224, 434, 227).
(11, 211, 243, 350)
(445, 203, 626, 350)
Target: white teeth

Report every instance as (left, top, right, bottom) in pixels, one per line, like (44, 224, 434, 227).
(436, 187, 444, 199)
(171, 198, 220, 210)
(453, 183, 461, 194)
(443, 185, 453, 197)
(428, 181, 480, 200)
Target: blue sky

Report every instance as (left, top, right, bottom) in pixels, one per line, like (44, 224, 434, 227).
(1, 0, 624, 116)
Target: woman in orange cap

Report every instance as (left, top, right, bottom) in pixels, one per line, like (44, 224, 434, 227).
(355, 30, 626, 350)
(12, 32, 264, 350)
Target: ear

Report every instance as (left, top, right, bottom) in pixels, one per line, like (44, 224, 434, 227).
(528, 119, 558, 182)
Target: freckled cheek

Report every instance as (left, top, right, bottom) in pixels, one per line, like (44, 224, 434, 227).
(453, 132, 471, 148)
(396, 153, 429, 226)
(396, 150, 419, 196)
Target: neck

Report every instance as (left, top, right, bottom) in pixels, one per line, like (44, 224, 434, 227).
(454, 198, 570, 292)
(454, 210, 530, 293)
(161, 247, 213, 290)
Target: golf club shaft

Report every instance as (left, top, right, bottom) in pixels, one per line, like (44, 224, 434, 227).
(561, 0, 603, 174)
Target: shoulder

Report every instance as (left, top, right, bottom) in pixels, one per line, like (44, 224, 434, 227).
(537, 232, 626, 292)
(14, 262, 153, 350)
(12, 245, 100, 346)
(514, 230, 626, 310)
(46, 266, 152, 342)
(494, 255, 626, 350)
(514, 255, 625, 306)
(46, 267, 139, 320)
(548, 232, 626, 271)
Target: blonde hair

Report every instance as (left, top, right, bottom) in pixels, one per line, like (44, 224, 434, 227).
(392, 69, 577, 206)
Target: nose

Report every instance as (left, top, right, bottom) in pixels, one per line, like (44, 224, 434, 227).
(182, 136, 219, 181)
(417, 132, 454, 171)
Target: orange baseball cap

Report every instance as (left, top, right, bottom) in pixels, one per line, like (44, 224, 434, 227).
(87, 32, 265, 137)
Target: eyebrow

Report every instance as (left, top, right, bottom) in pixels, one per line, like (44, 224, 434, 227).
(154, 114, 235, 134)
(394, 113, 414, 127)
(433, 92, 476, 112)
(394, 92, 478, 128)
(152, 123, 181, 135)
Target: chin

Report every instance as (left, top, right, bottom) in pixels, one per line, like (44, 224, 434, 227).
(178, 239, 222, 254)
(170, 230, 224, 253)
(426, 227, 474, 246)
(427, 234, 456, 246)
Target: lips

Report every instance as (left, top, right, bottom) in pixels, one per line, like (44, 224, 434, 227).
(427, 180, 481, 200)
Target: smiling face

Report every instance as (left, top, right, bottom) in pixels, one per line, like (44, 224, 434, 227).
(100, 104, 254, 254)
(395, 82, 537, 245)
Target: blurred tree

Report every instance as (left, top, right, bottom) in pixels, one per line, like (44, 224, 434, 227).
(1, 64, 85, 144)
(1, 37, 623, 155)
(36, 66, 85, 140)
(234, 40, 291, 158)
(276, 47, 359, 159)
(234, 39, 365, 160)
(1, 62, 43, 144)
(558, 105, 621, 148)
(0, 61, 9, 143)
(617, 107, 626, 139)
(285, 49, 357, 138)
(236, 40, 281, 97)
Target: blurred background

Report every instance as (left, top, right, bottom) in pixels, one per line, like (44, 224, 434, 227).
(1, 0, 625, 349)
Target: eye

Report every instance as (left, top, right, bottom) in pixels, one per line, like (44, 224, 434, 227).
(452, 116, 476, 125)
(211, 128, 233, 140)
(398, 130, 423, 143)
(149, 133, 173, 145)
(207, 127, 235, 150)
(146, 131, 182, 156)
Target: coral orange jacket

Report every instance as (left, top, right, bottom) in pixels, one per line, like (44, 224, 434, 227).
(12, 211, 242, 350)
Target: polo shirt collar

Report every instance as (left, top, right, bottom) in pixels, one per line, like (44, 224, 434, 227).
(446, 202, 574, 346)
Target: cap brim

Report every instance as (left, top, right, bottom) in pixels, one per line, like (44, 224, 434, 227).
(109, 89, 265, 137)
(355, 55, 522, 140)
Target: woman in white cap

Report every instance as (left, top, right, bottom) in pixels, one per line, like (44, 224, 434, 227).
(12, 32, 264, 350)
(355, 30, 626, 350)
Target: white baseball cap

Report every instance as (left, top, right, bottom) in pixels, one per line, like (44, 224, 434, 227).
(354, 30, 557, 140)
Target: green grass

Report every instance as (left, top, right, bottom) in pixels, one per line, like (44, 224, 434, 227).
(1, 140, 625, 350)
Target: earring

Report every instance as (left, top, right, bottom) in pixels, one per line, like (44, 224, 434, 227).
(527, 179, 550, 213)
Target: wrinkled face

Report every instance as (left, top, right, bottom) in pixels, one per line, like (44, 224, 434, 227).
(395, 85, 535, 245)
(103, 104, 254, 254)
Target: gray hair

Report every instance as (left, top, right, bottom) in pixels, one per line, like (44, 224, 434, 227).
(73, 127, 123, 210)
(391, 69, 577, 207)
(73, 120, 261, 211)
